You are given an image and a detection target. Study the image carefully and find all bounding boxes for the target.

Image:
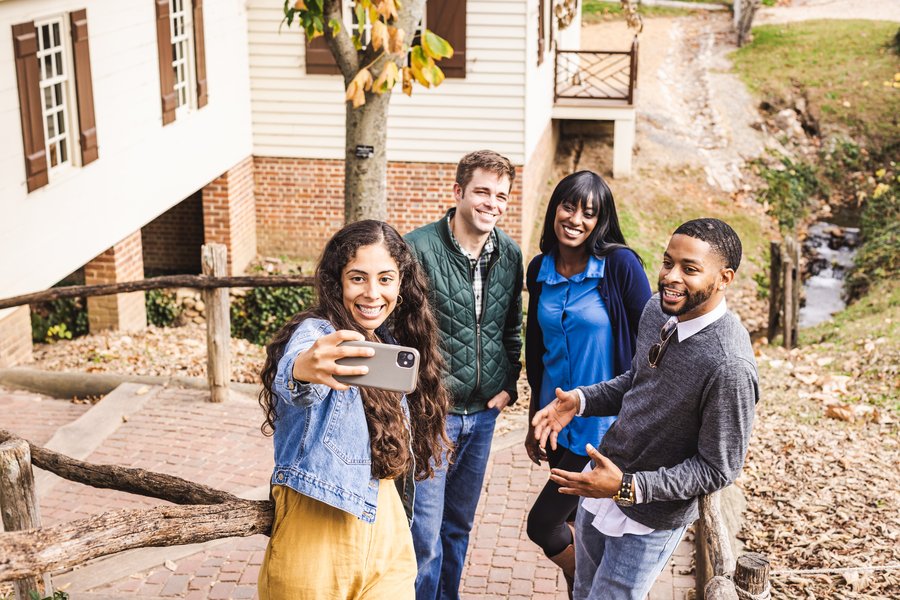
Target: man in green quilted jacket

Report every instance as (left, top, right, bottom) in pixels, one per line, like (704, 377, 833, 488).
(405, 149, 524, 600)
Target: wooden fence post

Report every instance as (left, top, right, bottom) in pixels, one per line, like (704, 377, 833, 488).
(789, 237, 801, 346)
(734, 552, 770, 597)
(0, 439, 52, 599)
(781, 238, 796, 350)
(202, 244, 231, 403)
(766, 240, 782, 343)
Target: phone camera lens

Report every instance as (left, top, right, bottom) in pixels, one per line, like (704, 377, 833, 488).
(397, 352, 414, 368)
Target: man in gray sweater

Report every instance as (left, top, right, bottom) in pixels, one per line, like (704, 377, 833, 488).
(532, 218, 759, 600)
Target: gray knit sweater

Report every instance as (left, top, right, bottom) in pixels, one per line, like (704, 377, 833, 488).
(579, 295, 759, 530)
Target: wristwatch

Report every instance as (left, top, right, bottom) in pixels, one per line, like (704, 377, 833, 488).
(613, 473, 635, 507)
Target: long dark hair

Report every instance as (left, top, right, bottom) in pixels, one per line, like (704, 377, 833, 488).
(258, 220, 451, 481)
(539, 170, 636, 261)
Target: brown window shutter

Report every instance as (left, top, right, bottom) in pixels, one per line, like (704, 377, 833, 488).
(427, 0, 466, 79)
(192, 0, 208, 107)
(12, 21, 48, 192)
(154, 0, 176, 125)
(69, 9, 99, 165)
(305, 34, 340, 75)
(537, 0, 545, 65)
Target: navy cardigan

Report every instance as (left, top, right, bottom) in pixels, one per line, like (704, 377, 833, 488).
(525, 247, 652, 411)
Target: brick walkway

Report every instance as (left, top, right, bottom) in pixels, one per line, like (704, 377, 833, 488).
(0, 385, 695, 599)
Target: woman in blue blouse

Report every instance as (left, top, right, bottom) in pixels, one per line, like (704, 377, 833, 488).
(524, 171, 651, 596)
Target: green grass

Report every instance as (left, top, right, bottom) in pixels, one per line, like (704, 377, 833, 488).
(731, 20, 900, 149)
(581, 0, 700, 23)
(615, 169, 770, 283)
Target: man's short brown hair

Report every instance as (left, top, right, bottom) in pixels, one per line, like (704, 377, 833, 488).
(455, 150, 516, 191)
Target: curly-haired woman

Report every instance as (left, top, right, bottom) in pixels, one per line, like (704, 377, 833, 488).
(257, 220, 451, 600)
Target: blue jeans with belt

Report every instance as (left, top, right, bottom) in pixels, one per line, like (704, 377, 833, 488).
(410, 408, 499, 600)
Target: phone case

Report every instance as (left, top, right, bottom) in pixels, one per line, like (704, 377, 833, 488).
(334, 341, 420, 393)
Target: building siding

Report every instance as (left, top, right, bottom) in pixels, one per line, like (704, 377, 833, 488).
(0, 0, 253, 299)
(247, 0, 530, 164)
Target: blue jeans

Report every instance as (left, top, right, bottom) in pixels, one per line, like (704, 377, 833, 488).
(411, 408, 499, 600)
(573, 501, 688, 600)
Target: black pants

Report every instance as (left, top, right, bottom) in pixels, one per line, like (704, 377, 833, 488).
(526, 444, 592, 557)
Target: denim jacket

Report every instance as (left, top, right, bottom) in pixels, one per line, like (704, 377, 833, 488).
(270, 317, 412, 523)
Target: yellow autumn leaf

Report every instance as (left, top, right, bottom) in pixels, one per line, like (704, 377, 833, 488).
(402, 66, 413, 96)
(876, 168, 886, 178)
(422, 29, 453, 60)
(388, 27, 405, 54)
(376, 0, 399, 21)
(410, 46, 434, 87)
(373, 60, 399, 92)
(371, 20, 388, 51)
(345, 68, 374, 108)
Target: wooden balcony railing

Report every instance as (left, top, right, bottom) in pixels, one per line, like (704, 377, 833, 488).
(554, 36, 639, 104)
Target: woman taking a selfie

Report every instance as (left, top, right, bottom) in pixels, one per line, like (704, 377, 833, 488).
(524, 171, 651, 596)
(257, 220, 450, 599)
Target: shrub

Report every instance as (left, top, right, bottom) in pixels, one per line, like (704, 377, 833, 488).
(231, 285, 315, 346)
(30, 298, 89, 343)
(753, 152, 825, 232)
(847, 164, 900, 298)
(146, 289, 182, 327)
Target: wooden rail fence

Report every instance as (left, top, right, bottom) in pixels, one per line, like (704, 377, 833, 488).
(0, 243, 314, 403)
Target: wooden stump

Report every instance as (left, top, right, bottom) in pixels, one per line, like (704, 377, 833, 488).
(734, 552, 771, 596)
(0, 439, 52, 599)
(202, 244, 231, 403)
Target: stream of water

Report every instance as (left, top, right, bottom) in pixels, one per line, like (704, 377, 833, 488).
(798, 221, 860, 328)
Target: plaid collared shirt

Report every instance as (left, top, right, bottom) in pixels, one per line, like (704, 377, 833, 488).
(447, 212, 496, 323)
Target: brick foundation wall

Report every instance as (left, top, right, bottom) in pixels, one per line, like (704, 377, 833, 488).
(0, 306, 33, 367)
(203, 156, 257, 275)
(253, 157, 525, 261)
(84, 231, 147, 332)
(142, 192, 204, 275)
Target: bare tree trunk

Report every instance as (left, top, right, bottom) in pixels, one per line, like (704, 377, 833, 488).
(736, 0, 761, 47)
(323, 0, 427, 223)
(345, 91, 392, 222)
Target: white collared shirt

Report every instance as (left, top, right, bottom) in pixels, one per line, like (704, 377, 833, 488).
(578, 298, 728, 535)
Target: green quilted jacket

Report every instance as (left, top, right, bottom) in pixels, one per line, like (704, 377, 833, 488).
(405, 211, 523, 414)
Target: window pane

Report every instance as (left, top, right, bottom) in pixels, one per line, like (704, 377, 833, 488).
(52, 22, 60, 47)
(55, 83, 63, 106)
(46, 114, 56, 138)
(49, 143, 58, 167)
(41, 25, 50, 51)
(54, 52, 63, 77)
(43, 55, 52, 80)
(57, 111, 65, 134)
(43, 86, 53, 110)
(60, 139, 67, 163)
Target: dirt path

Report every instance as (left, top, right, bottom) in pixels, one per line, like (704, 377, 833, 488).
(757, 0, 900, 25)
(581, 13, 766, 192)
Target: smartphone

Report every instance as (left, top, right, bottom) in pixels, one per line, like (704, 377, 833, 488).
(334, 341, 420, 393)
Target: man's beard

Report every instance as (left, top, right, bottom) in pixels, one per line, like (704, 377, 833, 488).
(658, 280, 716, 317)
